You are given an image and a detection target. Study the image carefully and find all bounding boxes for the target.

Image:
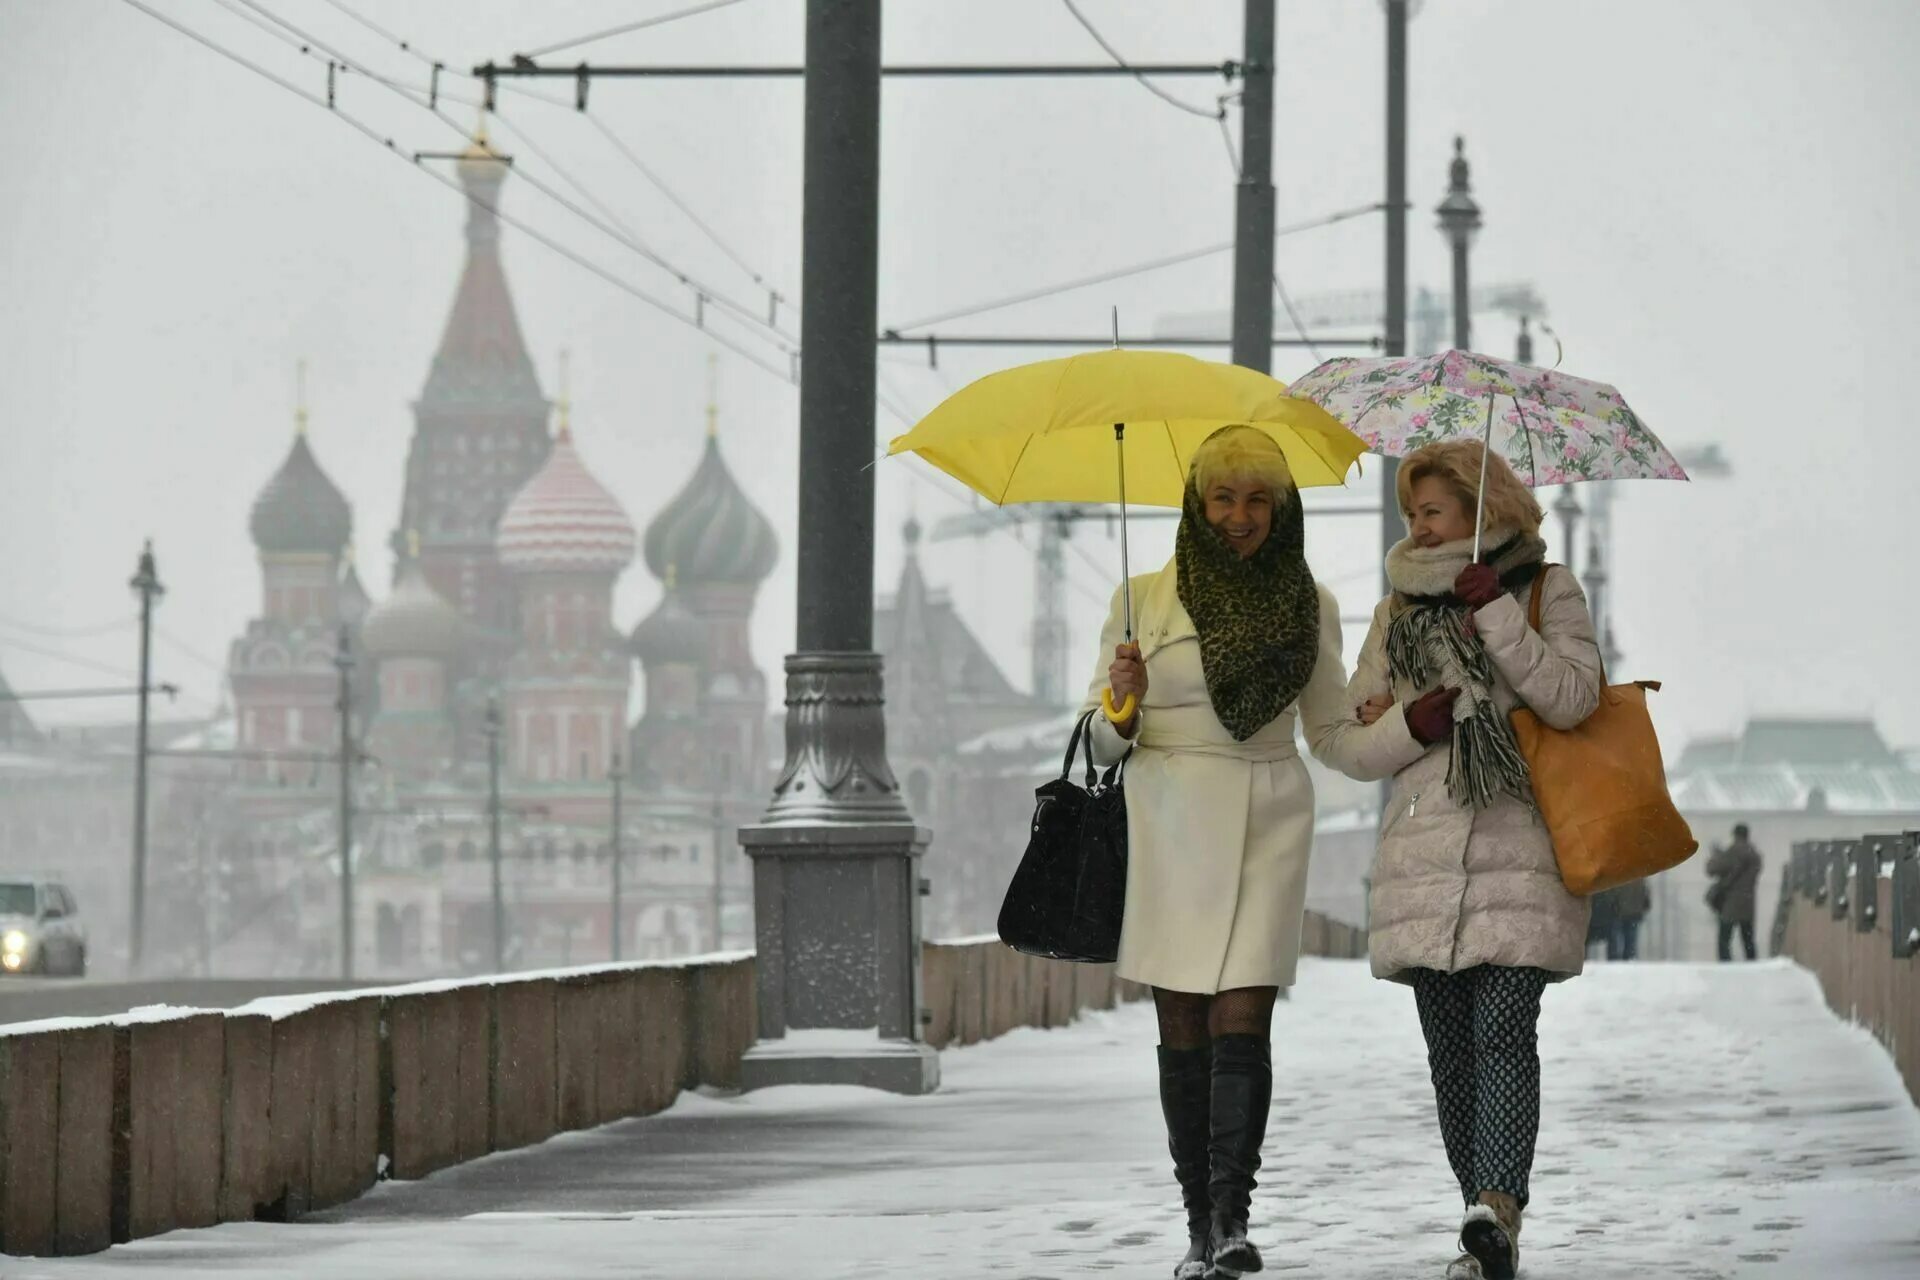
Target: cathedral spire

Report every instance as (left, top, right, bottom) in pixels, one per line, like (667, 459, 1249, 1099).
(295, 358, 309, 436)
(705, 354, 719, 440)
(555, 349, 572, 443)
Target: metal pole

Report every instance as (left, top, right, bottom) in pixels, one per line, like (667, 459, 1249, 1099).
(335, 624, 354, 980)
(710, 791, 725, 950)
(1230, 0, 1276, 374)
(1439, 137, 1481, 352)
(795, 0, 882, 653)
(486, 695, 504, 972)
(128, 540, 163, 974)
(1380, 0, 1409, 601)
(609, 751, 623, 962)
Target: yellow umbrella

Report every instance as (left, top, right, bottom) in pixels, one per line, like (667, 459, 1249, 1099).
(886, 347, 1366, 723)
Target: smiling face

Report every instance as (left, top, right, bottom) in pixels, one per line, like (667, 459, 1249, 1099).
(1406, 474, 1477, 548)
(1204, 477, 1274, 558)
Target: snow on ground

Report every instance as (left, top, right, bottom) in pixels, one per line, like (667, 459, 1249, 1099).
(8, 959, 1918, 1279)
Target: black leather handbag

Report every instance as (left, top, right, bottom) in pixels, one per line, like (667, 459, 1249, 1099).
(996, 709, 1131, 963)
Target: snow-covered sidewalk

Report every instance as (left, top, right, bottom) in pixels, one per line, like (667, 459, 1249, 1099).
(9, 960, 1917, 1279)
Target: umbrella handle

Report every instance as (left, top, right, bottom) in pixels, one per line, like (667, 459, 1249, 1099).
(1102, 689, 1138, 725)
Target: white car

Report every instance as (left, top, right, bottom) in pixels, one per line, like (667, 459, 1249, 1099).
(0, 879, 88, 977)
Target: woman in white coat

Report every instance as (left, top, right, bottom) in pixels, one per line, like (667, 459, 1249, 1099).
(1346, 441, 1602, 1280)
(1080, 425, 1408, 1280)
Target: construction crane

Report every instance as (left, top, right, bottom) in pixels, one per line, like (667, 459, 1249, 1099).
(929, 505, 1176, 706)
(1158, 281, 1549, 358)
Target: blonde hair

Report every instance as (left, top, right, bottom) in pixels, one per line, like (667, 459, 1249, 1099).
(1396, 440, 1543, 536)
(1189, 425, 1295, 500)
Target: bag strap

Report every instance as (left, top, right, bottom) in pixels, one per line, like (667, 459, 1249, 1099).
(1061, 710, 1099, 788)
(1528, 562, 1621, 689)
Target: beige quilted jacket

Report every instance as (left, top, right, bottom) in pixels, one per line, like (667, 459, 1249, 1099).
(1333, 566, 1603, 983)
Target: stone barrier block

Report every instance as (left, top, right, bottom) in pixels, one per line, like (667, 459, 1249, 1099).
(953, 945, 988, 1046)
(263, 1006, 318, 1220)
(919, 945, 949, 1050)
(634, 968, 693, 1114)
(555, 974, 603, 1133)
(307, 1000, 379, 1212)
(53, 1026, 114, 1255)
(385, 986, 492, 1181)
(0, 1030, 60, 1256)
(219, 1013, 273, 1223)
(1041, 958, 1076, 1028)
(490, 980, 558, 1153)
(692, 958, 755, 1088)
(114, 1013, 224, 1242)
(591, 971, 642, 1126)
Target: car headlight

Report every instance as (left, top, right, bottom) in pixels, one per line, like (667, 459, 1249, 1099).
(2, 931, 26, 954)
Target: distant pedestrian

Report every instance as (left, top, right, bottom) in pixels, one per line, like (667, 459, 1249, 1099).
(1606, 880, 1651, 961)
(1585, 886, 1618, 960)
(1706, 825, 1763, 961)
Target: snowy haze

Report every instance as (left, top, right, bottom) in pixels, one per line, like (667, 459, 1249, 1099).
(3, 0, 1918, 755)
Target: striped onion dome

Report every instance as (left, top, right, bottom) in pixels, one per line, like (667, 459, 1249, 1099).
(496, 429, 637, 575)
(642, 436, 778, 587)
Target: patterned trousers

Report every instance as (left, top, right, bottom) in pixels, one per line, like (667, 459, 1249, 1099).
(1410, 964, 1550, 1208)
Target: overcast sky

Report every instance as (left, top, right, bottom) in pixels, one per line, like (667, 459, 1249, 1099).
(3, 0, 1918, 756)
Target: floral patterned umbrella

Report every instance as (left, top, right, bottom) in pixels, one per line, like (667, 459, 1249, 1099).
(1285, 349, 1688, 556)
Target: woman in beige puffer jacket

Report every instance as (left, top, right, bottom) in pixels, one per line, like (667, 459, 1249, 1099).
(1341, 441, 1602, 1280)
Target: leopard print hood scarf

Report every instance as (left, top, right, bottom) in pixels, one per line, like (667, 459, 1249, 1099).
(1173, 477, 1320, 743)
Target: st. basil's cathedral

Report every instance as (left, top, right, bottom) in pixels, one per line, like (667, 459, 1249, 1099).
(229, 134, 779, 974)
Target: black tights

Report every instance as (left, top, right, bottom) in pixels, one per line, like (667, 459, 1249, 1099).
(1154, 985, 1279, 1047)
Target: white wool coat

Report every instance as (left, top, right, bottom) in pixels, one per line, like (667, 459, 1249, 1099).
(1345, 565, 1603, 983)
(1080, 562, 1416, 994)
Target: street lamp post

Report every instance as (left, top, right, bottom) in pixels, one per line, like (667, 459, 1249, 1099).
(128, 540, 164, 974)
(484, 694, 505, 972)
(335, 624, 355, 980)
(609, 751, 624, 963)
(737, 0, 937, 1096)
(1436, 136, 1482, 351)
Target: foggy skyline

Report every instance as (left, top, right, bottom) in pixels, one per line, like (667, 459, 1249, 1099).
(5, 0, 1919, 755)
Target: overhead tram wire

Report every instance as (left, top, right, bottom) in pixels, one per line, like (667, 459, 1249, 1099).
(114, 0, 797, 385)
(1061, 0, 1228, 120)
(887, 203, 1384, 334)
(520, 0, 757, 62)
(312, 0, 795, 317)
(226, 0, 798, 356)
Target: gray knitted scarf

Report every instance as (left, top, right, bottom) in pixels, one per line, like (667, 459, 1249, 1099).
(1384, 530, 1547, 809)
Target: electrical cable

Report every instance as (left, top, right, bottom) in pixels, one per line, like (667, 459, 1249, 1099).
(520, 0, 756, 62)
(1061, 0, 1225, 120)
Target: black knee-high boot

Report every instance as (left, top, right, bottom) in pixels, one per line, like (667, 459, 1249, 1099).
(1208, 1034, 1272, 1275)
(1157, 1045, 1214, 1279)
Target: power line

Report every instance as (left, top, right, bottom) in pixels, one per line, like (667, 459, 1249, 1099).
(303, 0, 794, 329)
(887, 202, 1384, 333)
(0, 612, 136, 639)
(154, 626, 230, 676)
(1061, 0, 1226, 120)
(521, 0, 757, 62)
(583, 113, 792, 314)
(228, 0, 798, 357)
(0, 633, 140, 683)
(313, 0, 793, 323)
(1210, 81, 1324, 363)
(115, 0, 798, 385)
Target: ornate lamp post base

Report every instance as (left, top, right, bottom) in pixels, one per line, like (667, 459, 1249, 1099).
(738, 653, 939, 1096)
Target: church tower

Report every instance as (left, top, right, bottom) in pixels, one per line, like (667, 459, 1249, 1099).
(393, 129, 551, 662)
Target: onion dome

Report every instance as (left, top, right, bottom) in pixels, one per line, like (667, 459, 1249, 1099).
(496, 428, 636, 575)
(250, 431, 351, 556)
(630, 568, 704, 666)
(361, 541, 464, 659)
(642, 436, 778, 588)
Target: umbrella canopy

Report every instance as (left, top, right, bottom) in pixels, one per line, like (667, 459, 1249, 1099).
(887, 348, 1367, 506)
(1286, 350, 1688, 486)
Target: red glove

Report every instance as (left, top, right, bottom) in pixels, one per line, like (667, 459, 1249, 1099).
(1455, 563, 1502, 609)
(1405, 687, 1460, 746)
